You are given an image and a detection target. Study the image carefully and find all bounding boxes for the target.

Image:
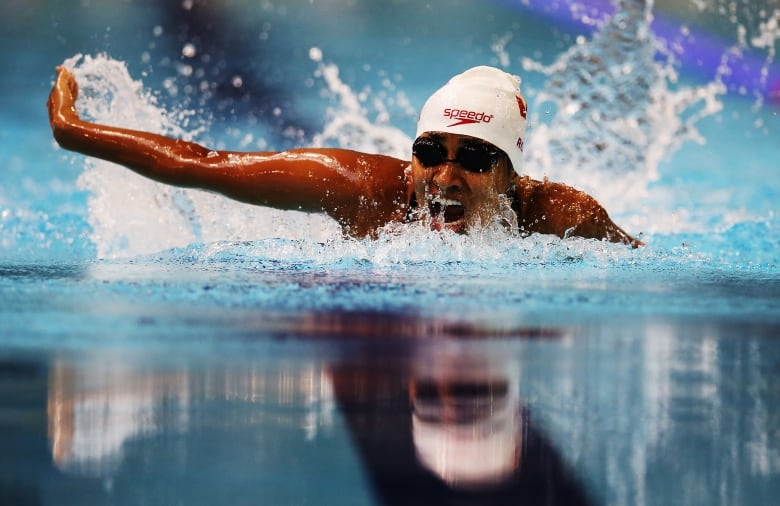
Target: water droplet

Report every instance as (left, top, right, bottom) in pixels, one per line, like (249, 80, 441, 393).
(309, 47, 323, 62)
(182, 43, 196, 58)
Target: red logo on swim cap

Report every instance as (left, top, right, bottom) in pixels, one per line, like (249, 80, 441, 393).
(516, 96, 527, 119)
(442, 108, 494, 127)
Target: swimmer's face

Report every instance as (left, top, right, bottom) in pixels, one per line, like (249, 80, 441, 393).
(411, 132, 514, 233)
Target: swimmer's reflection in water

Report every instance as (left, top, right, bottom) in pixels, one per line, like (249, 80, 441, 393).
(43, 312, 593, 504)
(330, 346, 594, 505)
(409, 353, 523, 490)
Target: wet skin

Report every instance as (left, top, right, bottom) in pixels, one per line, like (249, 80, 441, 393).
(47, 66, 641, 246)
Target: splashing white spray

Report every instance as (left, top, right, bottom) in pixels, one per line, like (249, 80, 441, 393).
(66, 54, 340, 259)
(310, 56, 413, 159)
(521, 0, 725, 210)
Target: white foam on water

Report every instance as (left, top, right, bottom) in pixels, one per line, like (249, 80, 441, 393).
(147, 225, 641, 273)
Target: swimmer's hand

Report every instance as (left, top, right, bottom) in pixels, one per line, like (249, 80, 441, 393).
(47, 66, 82, 142)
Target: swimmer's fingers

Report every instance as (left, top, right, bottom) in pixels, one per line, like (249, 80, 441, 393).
(56, 66, 79, 103)
(48, 66, 80, 124)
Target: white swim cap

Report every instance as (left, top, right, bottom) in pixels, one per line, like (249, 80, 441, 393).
(416, 66, 527, 175)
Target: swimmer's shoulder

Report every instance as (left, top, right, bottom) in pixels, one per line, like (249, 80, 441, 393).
(513, 175, 590, 207)
(512, 174, 605, 236)
(512, 174, 640, 245)
(350, 150, 411, 198)
(330, 149, 411, 222)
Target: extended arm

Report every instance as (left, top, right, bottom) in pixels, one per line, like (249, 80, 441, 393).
(47, 66, 410, 237)
(515, 176, 643, 247)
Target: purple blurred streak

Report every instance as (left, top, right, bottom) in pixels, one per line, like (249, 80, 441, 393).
(498, 0, 779, 103)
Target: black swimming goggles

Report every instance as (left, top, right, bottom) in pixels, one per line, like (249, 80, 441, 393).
(412, 136, 503, 174)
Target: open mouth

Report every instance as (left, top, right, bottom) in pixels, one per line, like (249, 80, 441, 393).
(429, 196, 466, 225)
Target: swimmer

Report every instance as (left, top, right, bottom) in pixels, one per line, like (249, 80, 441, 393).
(48, 65, 642, 246)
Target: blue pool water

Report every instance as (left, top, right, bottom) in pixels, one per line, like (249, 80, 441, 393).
(1, 0, 779, 504)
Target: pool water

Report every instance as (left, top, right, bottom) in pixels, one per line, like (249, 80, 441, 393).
(1, 0, 779, 504)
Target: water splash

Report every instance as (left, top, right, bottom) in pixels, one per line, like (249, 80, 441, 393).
(135, 227, 641, 273)
(310, 54, 413, 160)
(66, 54, 340, 259)
(521, 0, 725, 215)
(60, 1, 776, 268)
(62, 54, 202, 140)
(745, 7, 780, 108)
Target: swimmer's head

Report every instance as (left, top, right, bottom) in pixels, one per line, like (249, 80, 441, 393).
(416, 66, 527, 176)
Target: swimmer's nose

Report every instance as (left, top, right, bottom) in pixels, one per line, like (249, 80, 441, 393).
(432, 163, 463, 193)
